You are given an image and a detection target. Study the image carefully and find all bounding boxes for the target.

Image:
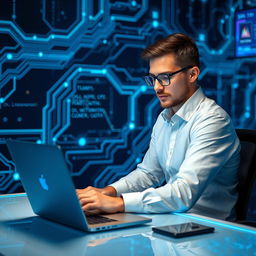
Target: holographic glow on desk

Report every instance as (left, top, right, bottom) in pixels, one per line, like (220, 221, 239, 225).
(175, 213, 256, 235)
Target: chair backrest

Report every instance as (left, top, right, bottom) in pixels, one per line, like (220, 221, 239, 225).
(235, 129, 256, 221)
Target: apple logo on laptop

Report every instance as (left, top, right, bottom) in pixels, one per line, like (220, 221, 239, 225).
(39, 174, 49, 191)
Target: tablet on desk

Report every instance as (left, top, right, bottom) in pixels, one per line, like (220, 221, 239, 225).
(152, 222, 215, 238)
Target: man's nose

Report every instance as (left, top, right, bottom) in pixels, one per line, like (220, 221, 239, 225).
(154, 79, 164, 92)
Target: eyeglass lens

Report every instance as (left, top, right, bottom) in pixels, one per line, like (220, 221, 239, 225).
(145, 73, 170, 87)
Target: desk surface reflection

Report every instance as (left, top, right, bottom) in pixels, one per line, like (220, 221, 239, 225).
(0, 194, 255, 256)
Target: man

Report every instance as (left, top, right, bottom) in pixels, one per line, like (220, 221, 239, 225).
(77, 33, 240, 220)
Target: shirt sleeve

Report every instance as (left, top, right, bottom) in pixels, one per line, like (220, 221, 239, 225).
(116, 112, 240, 213)
(110, 116, 165, 196)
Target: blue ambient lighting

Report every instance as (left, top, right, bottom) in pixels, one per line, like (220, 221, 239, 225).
(174, 213, 256, 235)
(0, 193, 26, 198)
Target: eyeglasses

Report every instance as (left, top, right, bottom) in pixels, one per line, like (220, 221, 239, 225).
(144, 65, 193, 87)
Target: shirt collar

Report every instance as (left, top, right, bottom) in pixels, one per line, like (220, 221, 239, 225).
(161, 87, 205, 123)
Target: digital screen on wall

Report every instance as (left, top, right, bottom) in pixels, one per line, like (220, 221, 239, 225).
(235, 8, 256, 57)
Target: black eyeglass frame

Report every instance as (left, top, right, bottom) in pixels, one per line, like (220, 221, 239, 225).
(144, 65, 194, 87)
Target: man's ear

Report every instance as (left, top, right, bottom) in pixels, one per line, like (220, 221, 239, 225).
(189, 66, 200, 83)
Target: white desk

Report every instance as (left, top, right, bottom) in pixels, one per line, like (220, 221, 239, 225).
(0, 194, 255, 256)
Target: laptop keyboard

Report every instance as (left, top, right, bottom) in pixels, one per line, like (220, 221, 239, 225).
(87, 215, 118, 225)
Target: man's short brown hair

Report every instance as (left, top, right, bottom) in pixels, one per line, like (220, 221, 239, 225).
(142, 33, 200, 68)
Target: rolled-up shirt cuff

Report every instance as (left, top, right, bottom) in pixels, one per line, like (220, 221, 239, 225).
(109, 179, 130, 196)
(121, 192, 144, 212)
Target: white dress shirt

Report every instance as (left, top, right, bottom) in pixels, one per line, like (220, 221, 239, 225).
(110, 87, 240, 220)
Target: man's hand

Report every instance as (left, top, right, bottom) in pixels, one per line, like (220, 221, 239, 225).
(76, 186, 117, 197)
(76, 189, 124, 215)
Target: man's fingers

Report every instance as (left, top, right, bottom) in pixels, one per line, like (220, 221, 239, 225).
(79, 196, 96, 206)
(77, 190, 98, 201)
(76, 189, 120, 215)
(76, 186, 98, 195)
(82, 203, 101, 214)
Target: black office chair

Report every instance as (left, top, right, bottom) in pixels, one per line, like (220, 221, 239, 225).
(235, 129, 256, 226)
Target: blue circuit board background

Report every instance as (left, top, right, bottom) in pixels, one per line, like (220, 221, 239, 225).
(0, 0, 255, 220)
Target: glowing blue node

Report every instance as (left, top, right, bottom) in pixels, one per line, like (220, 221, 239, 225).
(141, 85, 147, 92)
(102, 69, 107, 74)
(7, 53, 13, 60)
(152, 11, 159, 19)
(36, 140, 42, 144)
(33, 35, 37, 40)
(103, 39, 107, 44)
(17, 117, 22, 122)
(199, 33, 205, 42)
(78, 137, 87, 146)
(52, 137, 57, 142)
(67, 99, 71, 103)
(51, 35, 55, 39)
(131, 1, 137, 6)
(245, 112, 250, 118)
(152, 20, 159, 28)
(0, 98, 4, 103)
(136, 157, 141, 163)
(63, 82, 68, 87)
(111, 16, 115, 21)
(129, 123, 135, 130)
(232, 83, 238, 89)
(82, 12, 86, 17)
(221, 19, 225, 24)
(12, 15, 16, 19)
(89, 15, 93, 20)
(13, 173, 20, 181)
(38, 52, 43, 57)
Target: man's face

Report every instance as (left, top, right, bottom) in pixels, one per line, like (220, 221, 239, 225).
(149, 54, 198, 112)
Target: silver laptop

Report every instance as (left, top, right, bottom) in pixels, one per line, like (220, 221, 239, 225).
(6, 140, 151, 232)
